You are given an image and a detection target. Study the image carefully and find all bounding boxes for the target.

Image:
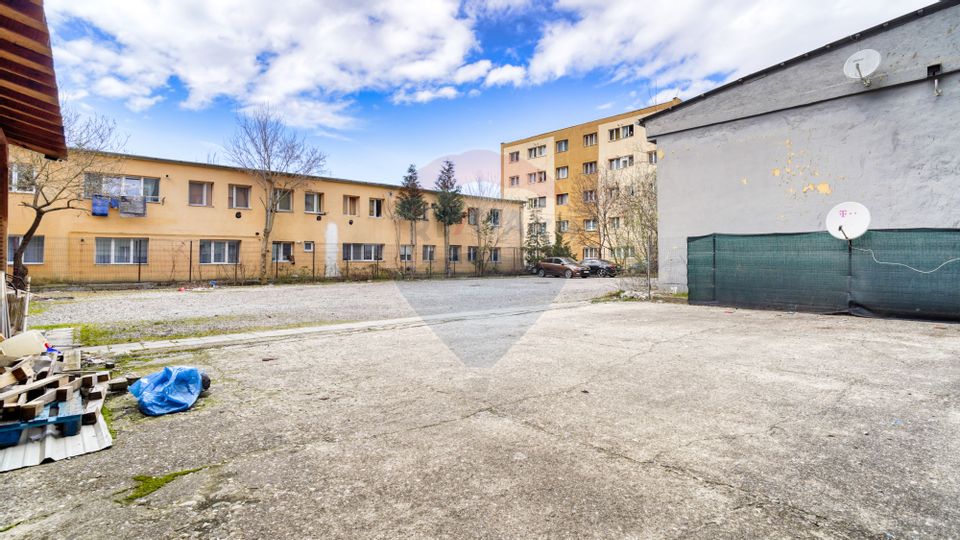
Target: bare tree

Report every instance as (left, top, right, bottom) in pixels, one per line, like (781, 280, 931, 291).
(9, 108, 125, 283)
(462, 178, 515, 276)
(567, 168, 621, 260)
(226, 106, 327, 283)
(609, 164, 658, 295)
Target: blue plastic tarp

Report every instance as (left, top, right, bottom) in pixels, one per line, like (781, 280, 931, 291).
(129, 366, 204, 416)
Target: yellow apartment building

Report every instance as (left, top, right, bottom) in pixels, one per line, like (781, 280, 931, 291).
(6, 152, 524, 284)
(500, 99, 678, 260)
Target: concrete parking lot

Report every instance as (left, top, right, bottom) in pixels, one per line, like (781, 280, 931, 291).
(4, 278, 960, 538)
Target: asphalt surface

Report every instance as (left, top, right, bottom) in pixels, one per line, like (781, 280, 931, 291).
(4, 286, 960, 538)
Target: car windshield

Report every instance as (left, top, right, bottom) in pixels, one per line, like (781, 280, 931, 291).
(558, 258, 577, 265)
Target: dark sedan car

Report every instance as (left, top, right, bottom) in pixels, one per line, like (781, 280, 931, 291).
(579, 258, 620, 277)
(535, 257, 590, 278)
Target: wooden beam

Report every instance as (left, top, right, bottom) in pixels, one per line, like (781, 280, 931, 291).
(1, 1, 46, 23)
(0, 128, 7, 274)
(0, 55, 56, 86)
(0, 103, 63, 135)
(0, 64, 58, 95)
(0, 374, 67, 404)
(0, 77, 58, 106)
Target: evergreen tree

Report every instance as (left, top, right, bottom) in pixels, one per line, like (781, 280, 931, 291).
(550, 229, 573, 258)
(524, 208, 552, 266)
(396, 164, 428, 271)
(431, 160, 465, 276)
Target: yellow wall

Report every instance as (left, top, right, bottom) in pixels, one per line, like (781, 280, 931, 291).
(7, 153, 524, 283)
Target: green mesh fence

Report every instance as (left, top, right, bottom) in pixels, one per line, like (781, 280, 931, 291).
(687, 229, 960, 321)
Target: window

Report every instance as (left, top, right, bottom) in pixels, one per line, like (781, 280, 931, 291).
(303, 241, 315, 252)
(528, 196, 547, 209)
(583, 133, 597, 147)
(95, 238, 148, 264)
(9, 164, 36, 193)
(304, 192, 323, 214)
(609, 217, 621, 229)
(447, 245, 461, 262)
(468, 246, 479, 262)
(85, 174, 160, 203)
(488, 209, 501, 227)
(342, 243, 384, 261)
(491, 248, 501, 263)
(609, 124, 634, 141)
(188, 181, 212, 206)
(583, 161, 598, 175)
(584, 219, 598, 231)
(556, 139, 568, 153)
(400, 245, 413, 262)
(527, 145, 546, 159)
(343, 195, 359, 215)
(556, 193, 568, 206)
(537, 171, 546, 183)
(229, 185, 251, 209)
(7, 236, 44, 264)
(369, 198, 383, 217)
(609, 155, 635, 170)
(272, 241, 294, 262)
(275, 189, 292, 212)
(527, 172, 537, 184)
(467, 207, 479, 225)
(556, 166, 569, 180)
(648, 151, 658, 164)
(199, 240, 239, 264)
(423, 244, 436, 261)
(508, 151, 520, 163)
(583, 190, 597, 203)
(509, 176, 520, 187)
(557, 220, 569, 233)
(612, 246, 636, 259)
(531, 222, 547, 234)
(583, 247, 600, 258)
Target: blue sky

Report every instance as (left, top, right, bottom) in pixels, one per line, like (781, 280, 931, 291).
(46, 0, 929, 185)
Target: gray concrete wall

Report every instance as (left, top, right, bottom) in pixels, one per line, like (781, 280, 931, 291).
(651, 5, 960, 290)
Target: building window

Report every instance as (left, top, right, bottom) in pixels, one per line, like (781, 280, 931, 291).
(583, 190, 597, 203)
(527, 172, 537, 184)
(488, 209, 501, 227)
(583, 247, 600, 258)
(229, 185, 251, 209)
(508, 151, 520, 163)
(509, 176, 520, 186)
(342, 243, 384, 261)
(584, 219, 598, 232)
(609, 217, 621, 229)
(528, 196, 547, 209)
(188, 181, 212, 206)
(556, 166, 569, 180)
(557, 220, 569, 233)
(609, 124, 635, 141)
(556, 193, 568, 206)
(467, 207, 479, 225)
(583, 133, 597, 147)
(400, 245, 413, 262)
(8, 164, 36, 193)
(537, 171, 546, 183)
(527, 145, 546, 159)
(612, 246, 636, 259)
(648, 151, 658, 164)
(491, 248, 501, 263)
(7, 235, 44, 264)
(95, 238, 148, 264)
(272, 241, 294, 262)
(528, 222, 547, 234)
(305, 192, 323, 214)
(583, 161, 597, 175)
(85, 174, 160, 203)
(369, 198, 383, 218)
(609, 155, 635, 170)
(272, 189, 292, 212)
(556, 139, 568, 153)
(448, 245, 461, 262)
(423, 244, 436, 261)
(468, 246, 479, 262)
(303, 241, 315, 252)
(199, 240, 239, 264)
(343, 195, 359, 215)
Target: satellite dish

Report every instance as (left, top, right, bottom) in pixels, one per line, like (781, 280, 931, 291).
(826, 202, 871, 240)
(843, 49, 881, 86)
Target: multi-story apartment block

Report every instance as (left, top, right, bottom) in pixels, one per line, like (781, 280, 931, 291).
(6, 152, 523, 283)
(501, 99, 678, 260)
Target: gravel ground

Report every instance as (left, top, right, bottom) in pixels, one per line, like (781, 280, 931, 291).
(2, 301, 958, 537)
(30, 276, 623, 342)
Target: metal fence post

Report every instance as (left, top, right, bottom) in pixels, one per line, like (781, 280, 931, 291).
(188, 240, 193, 282)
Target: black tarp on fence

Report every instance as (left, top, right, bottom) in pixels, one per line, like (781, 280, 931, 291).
(687, 229, 960, 321)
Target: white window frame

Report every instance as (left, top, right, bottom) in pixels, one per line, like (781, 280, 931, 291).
(342, 243, 384, 262)
(508, 151, 520, 163)
(583, 161, 597, 175)
(188, 181, 212, 207)
(9, 164, 36, 193)
(556, 140, 568, 153)
(423, 244, 436, 261)
(199, 240, 240, 265)
(583, 133, 597, 147)
(557, 220, 569, 233)
(400, 245, 413, 262)
(527, 145, 546, 159)
(274, 189, 293, 212)
(609, 217, 621, 229)
(584, 219, 598, 232)
(527, 173, 537, 184)
(467, 207, 479, 226)
(648, 151, 658, 164)
(303, 241, 315, 253)
(583, 190, 597, 203)
(490, 248, 501, 263)
(86, 175, 161, 203)
(489, 209, 501, 227)
(7, 235, 44, 264)
(556, 166, 569, 180)
(467, 246, 479, 262)
(509, 176, 520, 186)
(537, 171, 546, 183)
(583, 247, 600, 259)
(304, 192, 323, 214)
(369, 198, 383, 218)
(343, 195, 359, 216)
(229, 184, 251, 209)
(448, 245, 461, 262)
(556, 193, 568, 206)
(95, 237, 149, 265)
(622, 124, 635, 138)
(609, 155, 635, 170)
(272, 241, 294, 262)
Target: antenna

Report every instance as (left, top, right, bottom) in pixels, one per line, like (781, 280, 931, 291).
(826, 202, 871, 241)
(843, 49, 882, 87)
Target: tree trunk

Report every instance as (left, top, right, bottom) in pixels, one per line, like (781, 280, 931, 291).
(409, 219, 417, 276)
(13, 211, 44, 287)
(443, 225, 451, 277)
(259, 191, 276, 284)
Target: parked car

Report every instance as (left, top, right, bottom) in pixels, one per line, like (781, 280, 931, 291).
(535, 257, 590, 278)
(579, 258, 620, 277)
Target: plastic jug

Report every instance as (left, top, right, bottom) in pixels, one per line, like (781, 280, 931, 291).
(0, 330, 48, 360)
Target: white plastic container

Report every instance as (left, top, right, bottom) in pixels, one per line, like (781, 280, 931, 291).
(0, 330, 48, 360)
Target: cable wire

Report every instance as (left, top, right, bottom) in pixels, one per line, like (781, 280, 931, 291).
(852, 247, 960, 275)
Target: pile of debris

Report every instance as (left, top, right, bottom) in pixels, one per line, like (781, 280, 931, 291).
(0, 332, 123, 472)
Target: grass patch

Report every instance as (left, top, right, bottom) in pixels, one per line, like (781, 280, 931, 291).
(101, 399, 118, 439)
(28, 322, 75, 331)
(120, 467, 206, 504)
(591, 290, 625, 303)
(671, 292, 689, 299)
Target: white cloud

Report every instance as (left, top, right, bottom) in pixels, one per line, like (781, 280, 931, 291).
(463, 0, 532, 18)
(391, 86, 459, 104)
(527, 0, 931, 101)
(47, 0, 490, 130)
(483, 64, 525, 87)
(596, 101, 614, 110)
